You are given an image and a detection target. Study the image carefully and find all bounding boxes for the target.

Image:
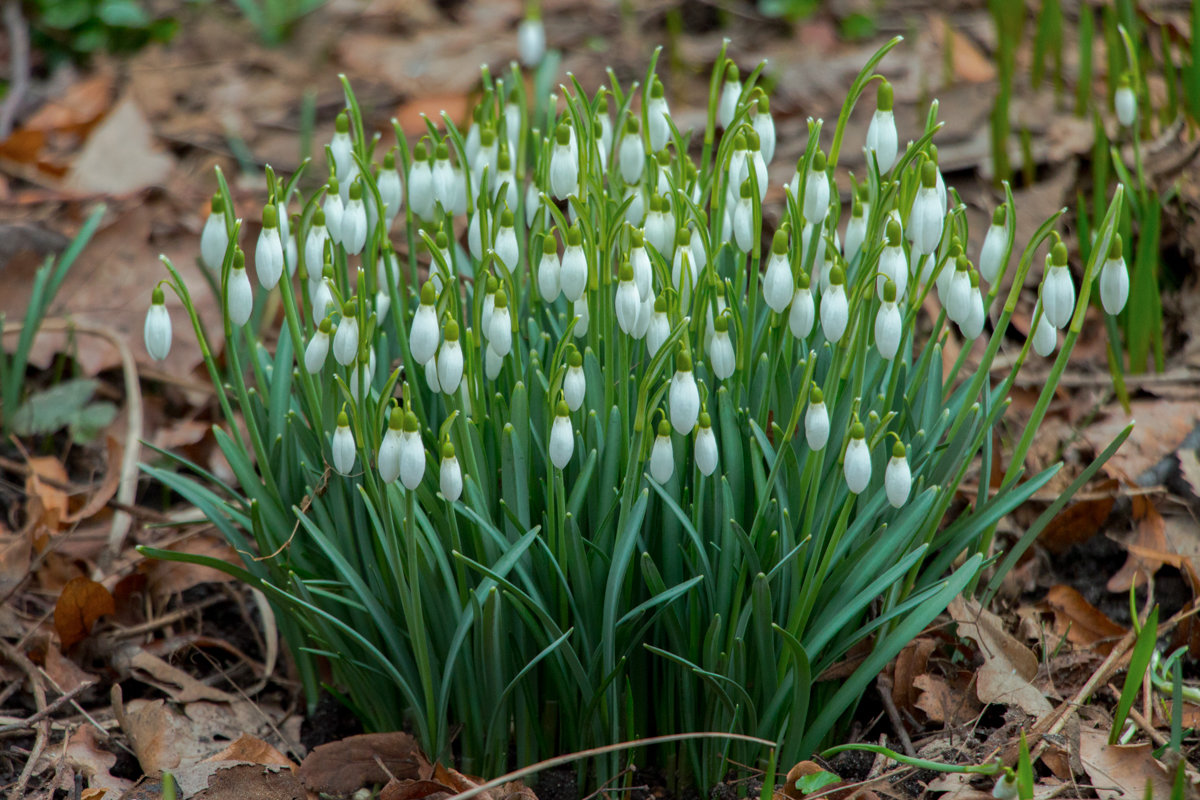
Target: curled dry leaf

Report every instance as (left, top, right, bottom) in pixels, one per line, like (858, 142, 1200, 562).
(65, 725, 133, 797)
(891, 637, 937, 716)
(1079, 727, 1174, 799)
(1107, 494, 1168, 592)
(54, 576, 115, 650)
(913, 672, 982, 727)
(948, 596, 1054, 721)
(1038, 479, 1118, 554)
(382, 763, 537, 800)
(1042, 585, 1126, 654)
(298, 732, 430, 796)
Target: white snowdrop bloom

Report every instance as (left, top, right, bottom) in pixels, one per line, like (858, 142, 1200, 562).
(668, 350, 700, 435)
(573, 297, 589, 337)
(1041, 241, 1075, 329)
(647, 78, 672, 153)
(877, 219, 908, 300)
(630, 231, 652, 300)
(1100, 234, 1129, 315)
(200, 194, 228, 271)
(671, 229, 697, 307)
(804, 150, 830, 226)
(490, 289, 513, 356)
(694, 412, 718, 476)
(439, 443, 463, 502)
(342, 182, 368, 256)
(524, 180, 542, 228)
(908, 161, 944, 256)
(550, 125, 579, 200)
(702, 282, 727, 354)
(615, 262, 640, 334)
(256, 204, 284, 289)
(865, 80, 898, 173)
(763, 230, 794, 314)
(563, 349, 586, 411)
(718, 62, 742, 128)
(1115, 73, 1137, 127)
(844, 422, 871, 494)
(549, 400, 574, 469)
(805, 224, 830, 292)
(378, 410, 404, 484)
(350, 347, 378, 401)
(431, 142, 456, 212)
(495, 148, 519, 212)
(805, 388, 829, 450)
(934, 243, 959, 299)
(227, 251, 254, 327)
(537, 232, 561, 302)
(709, 316, 735, 380)
(338, 158, 360, 205)
(960, 271, 986, 340)
(946, 257, 973, 325)
(465, 108, 482, 166)
(408, 143, 435, 221)
(979, 205, 1009, 284)
(310, 273, 333, 324)
(875, 280, 902, 360)
(398, 412, 425, 491)
(992, 771, 1018, 800)
(633, 289, 653, 339)
(619, 116, 645, 185)
(654, 150, 672, 197)
(885, 441, 911, 508)
(305, 209, 329, 278)
(649, 420, 674, 483)
(481, 274, 497, 338)
(644, 195, 673, 256)
(330, 110, 354, 179)
(323, 177, 345, 245)
(733, 181, 755, 252)
(332, 412, 356, 476)
(333, 303, 360, 366)
(820, 266, 849, 343)
(374, 287, 391, 324)
(473, 127, 498, 185)
(751, 92, 776, 165)
(647, 295, 670, 356)
(597, 96, 614, 157)
(1032, 307, 1057, 357)
(494, 208, 519, 272)
(410, 282, 440, 365)
(423, 354, 441, 393)
(624, 185, 646, 225)
(689, 223, 708, 271)
(518, 16, 545, 65)
(467, 208, 485, 261)
(788, 277, 815, 339)
(843, 196, 867, 266)
(930, 146, 948, 217)
(304, 319, 332, 373)
(484, 342, 504, 379)
(144, 287, 172, 361)
(438, 321, 464, 393)
(560, 227, 588, 303)
(379, 150, 403, 227)
(503, 93, 521, 156)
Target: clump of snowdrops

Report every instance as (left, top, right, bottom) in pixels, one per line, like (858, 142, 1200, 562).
(141, 39, 1131, 787)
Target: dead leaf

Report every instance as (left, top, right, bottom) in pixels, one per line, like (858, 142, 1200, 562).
(1038, 480, 1118, 554)
(948, 596, 1054, 720)
(65, 95, 175, 195)
(1107, 497, 1169, 592)
(112, 643, 235, 704)
(1079, 727, 1173, 799)
(913, 673, 982, 726)
(65, 725, 133, 796)
(1042, 585, 1126, 654)
(1084, 400, 1199, 479)
(63, 436, 124, 523)
(142, 535, 239, 606)
(299, 732, 429, 796)
(927, 16, 996, 83)
(26, 455, 69, 540)
(44, 644, 99, 693)
(54, 576, 116, 650)
(891, 637, 937, 715)
(0, 525, 32, 599)
(187, 762, 306, 800)
(206, 734, 295, 770)
(117, 698, 215, 774)
(1176, 449, 1200, 497)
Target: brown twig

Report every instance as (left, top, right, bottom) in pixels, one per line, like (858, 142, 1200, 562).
(0, 0, 29, 140)
(0, 680, 94, 736)
(0, 639, 48, 800)
(876, 673, 916, 757)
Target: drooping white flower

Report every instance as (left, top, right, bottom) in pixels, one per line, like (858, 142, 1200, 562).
(524, 180, 542, 228)
(788, 276, 815, 339)
(1031, 307, 1057, 357)
(843, 193, 867, 266)
(494, 208, 519, 272)
(398, 411, 425, 491)
(689, 222, 707, 272)
(378, 409, 404, 484)
(804, 150, 830, 226)
(431, 141, 456, 213)
(467, 207, 485, 261)
(305, 208, 330, 278)
(474, 127, 498, 186)
(960, 270, 986, 340)
(633, 289, 654, 340)
(494, 146, 519, 212)
(572, 297, 589, 336)
(844, 422, 871, 494)
(1100, 234, 1129, 315)
(644, 194, 673, 256)
(709, 316, 735, 380)
(439, 442, 463, 501)
(751, 91, 776, 165)
(310, 272, 333, 324)
(654, 149, 672, 197)
(550, 124, 579, 200)
(562, 348, 586, 412)
(1041, 240, 1075, 329)
(484, 342, 504, 380)
(423, 354, 441, 394)
(144, 286, 172, 361)
(820, 265, 849, 343)
(549, 400, 574, 469)
(763, 230, 794, 314)
(1115, 73, 1137, 127)
(702, 280, 727, 355)
(538, 231, 561, 302)
(908, 161, 943, 256)
(630, 230, 652, 300)
(350, 347, 378, 401)
(877, 218, 908, 300)
(436, 320, 463, 393)
(992, 771, 1018, 800)
(481, 274, 497, 338)
(805, 387, 829, 450)
(227, 251, 253, 327)
(615, 261, 640, 335)
(624, 185, 646, 226)
(342, 182, 368, 255)
(490, 288, 513, 356)
(647, 294, 670, 356)
(304, 318, 332, 373)
(733, 180, 755, 252)
(718, 62, 742, 128)
(649, 419, 674, 483)
(378, 150, 403, 228)
(875, 280, 901, 360)
(323, 176, 345, 245)
(330, 111, 354, 184)
(518, 16, 545, 66)
(865, 80, 898, 173)
(410, 282, 440, 365)
(597, 95, 614, 158)
(333, 303, 360, 366)
(200, 194, 229, 271)
(668, 350, 700, 435)
(946, 256, 974, 325)
(256, 204, 284, 289)
(805, 223, 830, 292)
(408, 142, 435, 221)
(332, 412, 356, 476)
(693, 412, 718, 476)
(671, 229, 697, 309)
(618, 116, 645, 185)
(885, 440, 911, 508)
(979, 205, 1008, 284)
(560, 226, 588, 303)
(647, 78, 671, 153)
(503, 90, 521, 157)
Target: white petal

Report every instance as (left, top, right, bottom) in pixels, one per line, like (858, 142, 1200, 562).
(844, 438, 871, 494)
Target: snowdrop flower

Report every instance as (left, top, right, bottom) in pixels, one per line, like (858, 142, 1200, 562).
(597, 95, 614, 157)
(702, 277, 727, 354)
(560, 226, 588, 303)
(495, 146, 518, 211)
(490, 288, 513, 356)
(908, 161, 943, 256)
(305, 208, 329, 278)
(960, 270, 985, 340)
(992, 771, 1018, 800)
(689, 219, 708, 271)
(550, 124, 578, 200)
(820, 265, 849, 343)
(256, 204, 284, 289)
(654, 149, 672, 197)
(669, 349, 700, 435)
(672, 228, 697, 307)
(647, 294, 670, 356)
(333, 302, 360, 366)
(843, 192, 867, 266)
(844, 421, 871, 494)
(1115, 72, 1137, 127)
(481, 274, 497, 337)
(503, 88, 522, 157)
(805, 387, 829, 450)
(804, 150, 830, 226)
(615, 261, 640, 335)
(928, 144, 948, 217)
(694, 412, 718, 476)
(718, 62, 741, 128)
(408, 142, 435, 221)
(467, 204, 486, 261)
(464, 106, 482, 166)
(424, 355, 441, 394)
(1100, 234, 1129, 315)
(806, 223, 830, 291)
(332, 412, 356, 476)
(378, 149, 402, 228)
(330, 111, 354, 185)
(1041, 240, 1074, 329)
(518, 15, 545, 66)
(494, 208, 519, 272)
(709, 316, 735, 380)
(934, 240, 961, 299)
(633, 288, 653, 340)
(474, 127, 498, 186)
(979, 205, 1008, 284)
(537, 231, 561, 302)
(437, 320, 463, 393)
(439, 442, 463, 502)
(484, 343, 504, 380)
(875, 280, 901, 360)
(429, 230, 453, 292)
(624, 185, 646, 226)
(323, 176, 345, 245)
(746, 130, 768, 201)
(410, 282, 440, 365)
(763, 229, 794, 314)
(378, 409, 404, 484)
(200, 194, 229, 271)
(227, 250, 253, 327)
(751, 91, 775, 165)
(630, 229, 652, 300)
(877, 218, 908, 300)
(304, 318, 333, 373)
(885, 440, 911, 508)
(310, 266, 334, 323)
(647, 78, 671, 153)
(650, 419, 674, 483)
(351, 346, 378, 400)
(865, 79, 898, 173)
(431, 141, 455, 212)
(1031, 306, 1057, 357)
(733, 180, 755, 252)
(342, 182, 368, 255)
(788, 273, 815, 339)
(563, 348, 586, 411)
(144, 286, 172, 361)
(398, 411, 425, 491)
(946, 255, 973, 326)
(644, 194, 672, 256)
(573, 297, 589, 336)
(619, 116, 645, 185)
(549, 400, 574, 469)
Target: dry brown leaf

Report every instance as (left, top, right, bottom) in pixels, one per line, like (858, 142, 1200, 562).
(54, 576, 115, 650)
(188, 762, 306, 799)
(777, 761, 859, 800)
(206, 733, 295, 770)
(142, 535, 239, 606)
(1085, 400, 1199, 479)
(1107, 497, 1169, 592)
(112, 643, 235, 704)
(1177, 449, 1200, 496)
(913, 673, 982, 726)
(1042, 585, 1126, 654)
(64, 436, 124, 523)
(298, 732, 429, 796)
(891, 637, 937, 715)
(948, 596, 1054, 720)
(0, 525, 32, 599)
(26, 455, 69, 539)
(1079, 727, 1173, 799)
(117, 698, 216, 774)
(1038, 480, 1117, 554)
(65, 725, 133, 797)
(927, 16, 996, 83)
(44, 643, 99, 693)
(65, 95, 175, 195)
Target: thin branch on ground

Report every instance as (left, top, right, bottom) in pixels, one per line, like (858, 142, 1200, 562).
(0, 639, 48, 800)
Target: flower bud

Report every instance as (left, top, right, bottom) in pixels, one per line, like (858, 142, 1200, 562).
(619, 116, 645, 184)
(409, 142, 435, 221)
(333, 302, 360, 366)
(752, 91, 776, 165)
(330, 112, 354, 185)
(201, 194, 229, 271)
(718, 62, 741, 129)
(647, 294, 670, 356)
(549, 400, 574, 469)
(440, 442, 463, 501)
(485, 342, 504, 380)
(1031, 307, 1057, 357)
(789, 275, 815, 339)
(908, 161, 943, 256)
(305, 318, 333, 373)
(844, 422, 871, 494)
(1041, 240, 1074, 329)
(885, 440, 911, 508)
(482, 273, 497, 336)
(342, 182, 368, 255)
(538, 232, 561, 302)
(437, 320, 464, 393)
(694, 412, 718, 476)
(878, 218, 908, 300)
(490, 288, 513, 356)
(875, 282, 901, 360)
(669, 349, 700, 434)
(946, 256, 973, 325)
(615, 261, 640, 334)
(256, 204, 284, 289)
(332, 411, 356, 476)
(960, 270, 985, 340)
(733, 181, 755, 252)
(633, 288, 654, 339)
(820, 266, 848, 343)
(1100, 234, 1129, 315)
(379, 408, 404, 484)
(550, 125, 579, 200)
(844, 191, 866, 266)
(1115, 73, 1137, 127)
(399, 411, 425, 491)
(979, 205, 1008, 284)
(144, 286, 172, 361)
(763, 230, 794, 314)
(647, 78, 671, 153)
(805, 387, 829, 450)
(228, 250, 253, 326)
(431, 142, 456, 213)
(865, 80, 897, 172)
(323, 176, 345, 245)
(560, 226, 588, 302)
(650, 419, 674, 483)
(804, 150, 830, 226)
(494, 208, 519, 272)
(630, 230, 652, 300)
(411, 282, 440, 365)
(709, 316, 735, 380)
(379, 149, 403, 227)
(573, 296, 590, 337)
